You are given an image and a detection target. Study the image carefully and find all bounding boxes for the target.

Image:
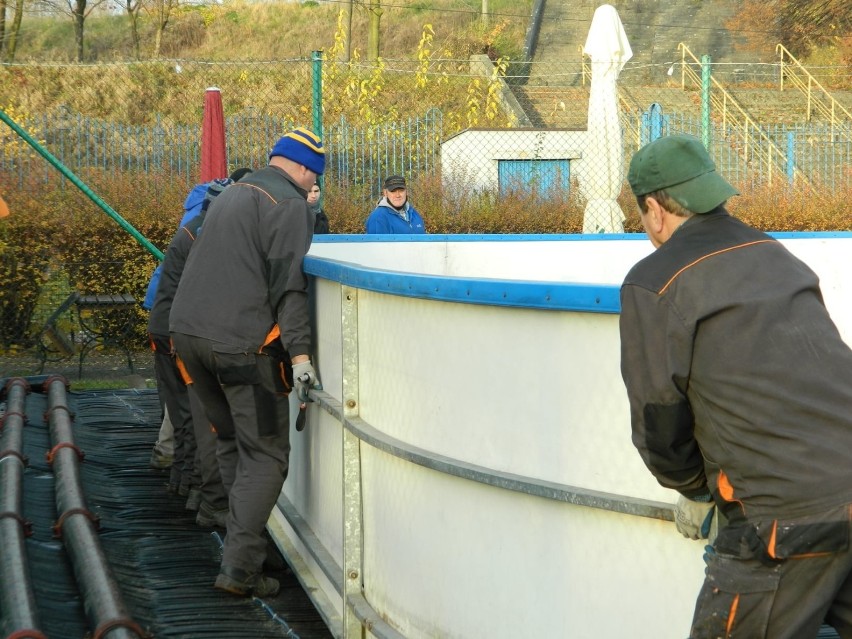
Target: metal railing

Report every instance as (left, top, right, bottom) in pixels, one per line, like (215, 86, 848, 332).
(679, 42, 808, 188)
(776, 43, 852, 138)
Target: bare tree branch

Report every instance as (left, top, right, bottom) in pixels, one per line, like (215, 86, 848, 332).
(32, 0, 109, 60)
(119, 0, 143, 59)
(142, 0, 180, 58)
(5, 0, 26, 62)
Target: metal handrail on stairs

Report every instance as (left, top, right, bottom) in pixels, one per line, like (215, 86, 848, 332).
(678, 42, 806, 187)
(776, 43, 852, 136)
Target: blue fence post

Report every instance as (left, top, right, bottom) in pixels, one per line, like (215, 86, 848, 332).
(641, 103, 665, 145)
(786, 131, 795, 185)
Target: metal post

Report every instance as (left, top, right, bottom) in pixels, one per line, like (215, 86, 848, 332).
(312, 50, 324, 140)
(701, 55, 711, 150)
(312, 50, 324, 191)
(341, 286, 364, 639)
(807, 76, 812, 122)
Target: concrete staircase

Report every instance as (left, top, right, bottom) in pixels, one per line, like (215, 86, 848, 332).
(511, 0, 852, 131)
(530, 0, 756, 87)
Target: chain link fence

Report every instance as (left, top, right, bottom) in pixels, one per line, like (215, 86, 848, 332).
(1, 55, 851, 373)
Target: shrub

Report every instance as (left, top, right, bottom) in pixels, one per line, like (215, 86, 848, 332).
(0, 169, 181, 351)
(2, 166, 848, 358)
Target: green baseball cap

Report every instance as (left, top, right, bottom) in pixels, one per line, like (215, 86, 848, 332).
(627, 134, 739, 214)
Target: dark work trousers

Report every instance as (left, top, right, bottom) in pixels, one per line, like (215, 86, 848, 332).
(186, 383, 228, 511)
(150, 334, 198, 490)
(690, 504, 852, 638)
(171, 332, 291, 575)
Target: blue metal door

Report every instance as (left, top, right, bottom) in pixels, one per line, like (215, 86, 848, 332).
(498, 159, 570, 198)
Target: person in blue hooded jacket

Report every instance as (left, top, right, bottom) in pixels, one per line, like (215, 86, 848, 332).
(365, 175, 426, 234)
(143, 182, 218, 311)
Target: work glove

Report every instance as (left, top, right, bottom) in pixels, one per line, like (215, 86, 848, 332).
(292, 360, 321, 403)
(674, 494, 715, 541)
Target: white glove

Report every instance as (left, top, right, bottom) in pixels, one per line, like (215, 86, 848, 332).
(674, 494, 715, 540)
(292, 360, 320, 402)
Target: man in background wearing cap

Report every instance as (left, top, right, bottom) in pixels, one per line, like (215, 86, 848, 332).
(619, 134, 852, 637)
(170, 127, 325, 598)
(365, 174, 426, 234)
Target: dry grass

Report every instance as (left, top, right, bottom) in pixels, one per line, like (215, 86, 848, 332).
(13, 0, 531, 63)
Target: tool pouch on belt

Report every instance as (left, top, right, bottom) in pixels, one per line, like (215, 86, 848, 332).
(255, 324, 294, 437)
(258, 325, 294, 396)
(715, 503, 851, 562)
(212, 348, 290, 438)
(756, 503, 851, 560)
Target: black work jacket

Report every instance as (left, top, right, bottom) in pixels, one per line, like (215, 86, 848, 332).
(620, 209, 852, 524)
(147, 214, 204, 338)
(170, 166, 314, 358)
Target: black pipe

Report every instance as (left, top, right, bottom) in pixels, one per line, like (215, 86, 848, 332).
(45, 378, 146, 639)
(0, 378, 46, 638)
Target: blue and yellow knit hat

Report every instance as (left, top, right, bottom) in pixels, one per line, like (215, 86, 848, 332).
(269, 127, 326, 176)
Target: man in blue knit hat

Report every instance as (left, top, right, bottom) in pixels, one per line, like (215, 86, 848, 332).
(170, 127, 325, 598)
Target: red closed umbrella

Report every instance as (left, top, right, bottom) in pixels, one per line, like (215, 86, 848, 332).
(200, 87, 228, 182)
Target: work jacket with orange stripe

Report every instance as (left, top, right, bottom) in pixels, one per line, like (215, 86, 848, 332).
(170, 165, 314, 359)
(619, 208, 852, 526)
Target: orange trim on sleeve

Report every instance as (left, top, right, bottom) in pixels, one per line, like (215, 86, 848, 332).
(659, 240, 775, 295)
(234, 182, 278, 204)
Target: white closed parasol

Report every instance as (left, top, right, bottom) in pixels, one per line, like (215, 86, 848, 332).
(581, 4, 632, 233)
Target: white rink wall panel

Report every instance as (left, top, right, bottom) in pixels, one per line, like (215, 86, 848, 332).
(354, 290, 663, 501)
(289, 277, 345, 564)
(360, 446, 702, 639)
(272, 232, 852, 639)
(308, 235, 653, 283)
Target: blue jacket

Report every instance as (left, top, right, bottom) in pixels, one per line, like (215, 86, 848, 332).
(142, 183, 212, 310)
(365, 198, 426, 234)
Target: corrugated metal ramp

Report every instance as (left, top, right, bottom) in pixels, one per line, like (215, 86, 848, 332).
(0, 377, 332, 639)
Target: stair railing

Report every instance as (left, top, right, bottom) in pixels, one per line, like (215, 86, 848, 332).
(776, 43, 852, 139)
(678, 42, 807, 187)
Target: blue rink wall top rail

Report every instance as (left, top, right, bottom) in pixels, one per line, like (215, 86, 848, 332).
(305, 232, 852, 314)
